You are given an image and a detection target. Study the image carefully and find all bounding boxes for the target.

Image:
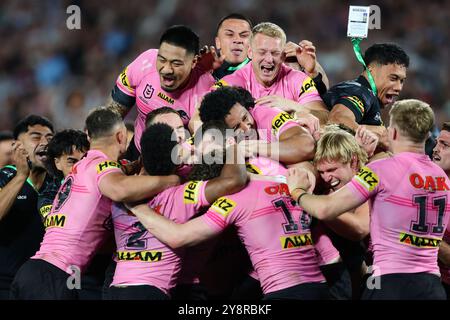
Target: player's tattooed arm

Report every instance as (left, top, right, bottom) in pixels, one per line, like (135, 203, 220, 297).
(106, 96, 130, 119)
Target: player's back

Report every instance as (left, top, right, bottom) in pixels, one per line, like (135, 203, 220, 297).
(33, 150, 121, 273)
(355, 152, 450, 276)
(203, 179, 325, 294)
(111, 180, 209, 295)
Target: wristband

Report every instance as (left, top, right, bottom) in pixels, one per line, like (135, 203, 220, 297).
(296, 191, 309, 205)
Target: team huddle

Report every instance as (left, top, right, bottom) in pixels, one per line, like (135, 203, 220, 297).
(0, 14, 449, 300)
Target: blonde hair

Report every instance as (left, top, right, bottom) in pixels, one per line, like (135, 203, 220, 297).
(389, 99, 434, 143)
(314, 126, 368, 169)
(251, 22, 286, 45)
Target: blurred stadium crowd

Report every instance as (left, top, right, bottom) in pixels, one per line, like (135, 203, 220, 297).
(0, 0, 448, 131)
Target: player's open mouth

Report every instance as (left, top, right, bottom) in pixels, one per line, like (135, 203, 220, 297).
(231, 48, 243, 56)
(384, 94, 398, 105)
(261, 65, 275, 75)
(433, 154, 441, 162)
(161, 75, 176, 87)
(35, 150, 47, 162)
(330, 179, 340, 189)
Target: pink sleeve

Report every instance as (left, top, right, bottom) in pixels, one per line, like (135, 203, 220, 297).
(292, 71, 323, 105)
(212, 72, 246, 91)
(201, 195, 243, 231)
(347, 164, 381, 201)
(94, 159, 123, 185)
(311, 221, 340, 266)
(253, 106, 300, 141)
(115, 49, 158, 97)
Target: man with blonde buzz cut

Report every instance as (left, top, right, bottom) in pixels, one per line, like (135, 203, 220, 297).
(215, 22, 329, 125)
(287, 99, 450, 300)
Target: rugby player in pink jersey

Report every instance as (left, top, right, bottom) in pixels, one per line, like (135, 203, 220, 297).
(312, 125, 379, 299)
(199, 86, 316, 165)
(10, 107, 180, 300)
(213, 22, 329, 125)
(433, 122, 450, 298)
(108, 25, 215, 160)
(287, 99, 450, 300)
(109, 121, 247, 300)
(126, 139, 330, 300)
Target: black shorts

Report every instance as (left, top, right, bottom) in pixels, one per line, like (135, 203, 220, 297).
(320, 262, 352, 300)
(170, 283, 208, 301)
(109, 285, 169, 300)
(230, 274, 263, 300)
(10, 259, 78, 300)
(361, 272, 446, 300)
(263, 282, 330, 300)
(442, 282, 450, 300)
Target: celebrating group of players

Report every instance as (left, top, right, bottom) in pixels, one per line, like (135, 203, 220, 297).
(0, 13, 449, 300)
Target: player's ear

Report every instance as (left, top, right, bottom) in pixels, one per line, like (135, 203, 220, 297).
(55, 157, 63, 171)
(350, 155, 359, 171)
(215, 36, 221, 51)
(248, 45, 253, 60)
(191, 55, 198, 70)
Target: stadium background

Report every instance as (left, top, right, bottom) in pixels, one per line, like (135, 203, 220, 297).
(0, 0, 448, 131)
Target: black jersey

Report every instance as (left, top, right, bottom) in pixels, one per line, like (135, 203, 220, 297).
(0, 165, 53, 289)
(323, 75, 383, 126)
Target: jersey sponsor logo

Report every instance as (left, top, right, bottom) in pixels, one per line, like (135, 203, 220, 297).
(96, 161, 121, 174)
(119, 67, 133, 91)
(44, 214, 66, 229)
(409, 173, 449, 192)
(211, 197, 237, 218)
(342, 95, 365, 115)
(271, 112, 294, 135)
(213, 79, 228, 89)
(183, 180, 202, 204)
(399, 232, 442, 248)
(143, 84, 154, 99)
(355, 166, 379, 192)
(245, 162, 262, 174)
(280, 233, 313, 249)
(157, 92, 175, 105)
(299, 77, 317, 97)
(116, 250, 163, 262)
(264, 183, 290, 196)
(39, 205, 52, 219)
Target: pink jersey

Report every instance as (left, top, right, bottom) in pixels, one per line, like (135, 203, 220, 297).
(439, 227, 450, 284)
(215, 62, 323, 106)
(311, 221, 341, 266)
(246, 156, 287, 176)
(111, 180, 209, 294)
(115, 49, 215, 152)
(251, 104, 300, 143)
(33, 150, 121, 273)
(201, 179, 325, 294)
(347, 152, 450, 276)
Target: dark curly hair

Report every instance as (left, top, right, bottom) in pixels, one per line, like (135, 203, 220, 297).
(199, 86, 254, 123)
(44, 129, 89, 180)
(141, 123, 179, 175)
